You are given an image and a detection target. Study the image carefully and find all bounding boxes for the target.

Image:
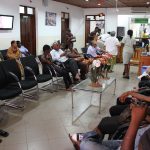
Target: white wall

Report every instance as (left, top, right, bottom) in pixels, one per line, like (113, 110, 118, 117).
(84, 7, 150, 35)
(0, 0, 84, 54)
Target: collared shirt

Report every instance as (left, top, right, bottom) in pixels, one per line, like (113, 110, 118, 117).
(50, 49, 68, 62)
(7, 47, 21, 60)
(19, 46, 28, 57)
(87, 45, 100, 57)
(104, 36, 120, 55)
(122, 35, 136, 53)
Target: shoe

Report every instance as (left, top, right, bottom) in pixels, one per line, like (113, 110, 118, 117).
(123, 72, 125, 75)
(0, 130, 9, 137)
(123, 76, 130, 79)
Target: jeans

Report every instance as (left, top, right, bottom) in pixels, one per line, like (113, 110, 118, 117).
(80, 131, 121, 150)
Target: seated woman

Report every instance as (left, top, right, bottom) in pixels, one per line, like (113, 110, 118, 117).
(40, 45, 72, 90)
(66, 48, 88, 80)
(69, 93, 150, 150)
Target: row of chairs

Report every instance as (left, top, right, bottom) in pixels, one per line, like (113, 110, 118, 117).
(0, 55, 60, 111)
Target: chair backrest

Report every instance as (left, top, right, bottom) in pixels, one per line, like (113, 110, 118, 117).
(81, 47, 88, 54)
(0, 59, 22, 80)
(130, 48, 144, 65)
(20, 55, 39, 75)
(0, 62, 7, 89)
(0, 49, 8, 60)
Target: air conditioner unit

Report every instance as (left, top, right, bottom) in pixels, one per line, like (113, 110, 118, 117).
(131, 7, 150, 13)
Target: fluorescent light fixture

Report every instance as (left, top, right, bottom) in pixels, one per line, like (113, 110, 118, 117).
(98, 3, 101, 5)
(85, 0, 89, 1)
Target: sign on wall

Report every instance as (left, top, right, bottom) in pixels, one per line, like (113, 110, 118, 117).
(45, 12, 56, 26)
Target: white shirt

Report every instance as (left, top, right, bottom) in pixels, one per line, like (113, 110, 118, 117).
(122, 36, 136, 53)
(50, 49, 68, 62)
(100, 33, 111, 42)
(19, 46, 28, 57)
(104, 36, 120, 55)
(87, 45, 100, 57)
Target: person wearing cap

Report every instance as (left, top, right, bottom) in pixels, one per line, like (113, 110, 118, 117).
(50, 42, 80, 81)
(104, 31, 120, 72)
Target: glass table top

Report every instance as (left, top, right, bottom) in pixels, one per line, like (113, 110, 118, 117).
(72, 77, 116, 93)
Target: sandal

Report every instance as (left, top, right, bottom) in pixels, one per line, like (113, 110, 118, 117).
(69, 134, 80, 150)
(0, 129, 9, 137)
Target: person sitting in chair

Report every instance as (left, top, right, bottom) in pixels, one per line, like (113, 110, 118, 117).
(87, 41, 104, 58)
(7, 40, 21, 60)
(16, 41, 30, 57)
(66, 48, 88, 80)
(50, 42, 80, 82)
(69, 92, 150, 150)
(40, 45, 72, 90)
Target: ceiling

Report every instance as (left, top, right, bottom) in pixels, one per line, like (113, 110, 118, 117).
(53, 0, 150, 8)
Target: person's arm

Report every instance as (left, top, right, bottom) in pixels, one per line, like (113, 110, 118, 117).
(121, 104, 147, 150)
(40, 55, 52, 65)
(119, 91, 150, 103)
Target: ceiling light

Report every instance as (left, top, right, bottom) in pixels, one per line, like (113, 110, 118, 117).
(85, 0, 89, 1)
(147, 2, 150, 5)
(98, 3, 101, 6)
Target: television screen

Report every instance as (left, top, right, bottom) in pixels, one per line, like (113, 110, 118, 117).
(0, 15, 14, 30)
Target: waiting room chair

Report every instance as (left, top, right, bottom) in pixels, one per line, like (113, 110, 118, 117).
(38, 55, 64, 90)
(20, 55, 53, 92)
(0, 49, 8, 60)
(0, 59, 38, 100)
(0, 62, 24, 110)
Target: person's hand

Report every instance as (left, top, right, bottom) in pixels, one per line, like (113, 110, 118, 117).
(60, 52, 66, 57)
(130, 104, 147, 124)
(119, 91, 133, 103)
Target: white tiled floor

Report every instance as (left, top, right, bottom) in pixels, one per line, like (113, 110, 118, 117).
(0, 64, 139, 150)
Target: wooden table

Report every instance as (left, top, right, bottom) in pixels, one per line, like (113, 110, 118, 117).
(138, 55, 150, 75)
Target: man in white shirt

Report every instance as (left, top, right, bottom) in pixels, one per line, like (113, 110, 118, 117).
(50, 42, 80, 81)
(17, 41, 30, 57)
(104, 31, 120, 72)
(87, 41, 102, 58)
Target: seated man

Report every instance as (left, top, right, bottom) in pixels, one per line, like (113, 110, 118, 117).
(50, 42, 80, 81)
(87, 41, 103, 58)
(16, 41, 30, 57)
(66, 48, 88, 80)
(7, 40, 21, 60)
(69, 94, 150, 150)
(40, 45, 72, 90)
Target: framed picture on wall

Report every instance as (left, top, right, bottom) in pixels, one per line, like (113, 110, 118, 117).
(45, 12, 56, 26)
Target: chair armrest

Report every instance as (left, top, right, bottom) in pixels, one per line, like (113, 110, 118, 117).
(24, 66, 37, 81)
(53, 61, 66, 69)
(8, 72, 19, 82)
(43, 64, 52, 76)
(8, 72, 22, 89)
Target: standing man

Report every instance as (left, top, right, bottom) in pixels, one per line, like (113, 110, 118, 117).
(104, 31, 120, 72)
(65, 29, 75, 50)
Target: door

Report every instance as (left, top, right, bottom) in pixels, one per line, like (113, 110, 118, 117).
(61, 12, 69, 48)
(85, 18, 90, 46)
(20, 6, 36, 55)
